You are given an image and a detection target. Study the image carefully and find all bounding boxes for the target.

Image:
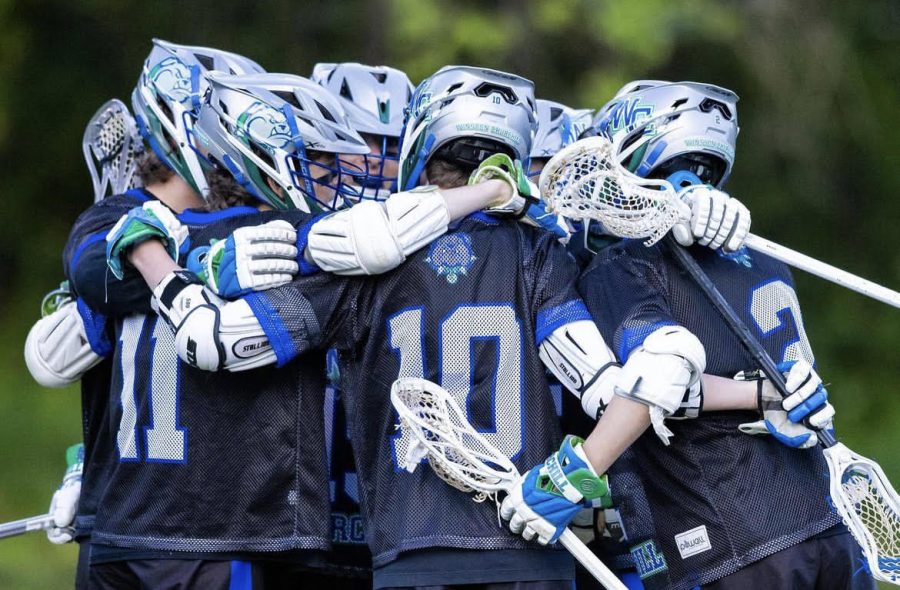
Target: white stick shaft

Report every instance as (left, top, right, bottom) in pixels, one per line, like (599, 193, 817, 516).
(0, 513, 54, 539)
(745, 234, 900, 309)
(559, 529, 628, 590)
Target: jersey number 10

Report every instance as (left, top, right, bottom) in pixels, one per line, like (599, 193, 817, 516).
(388, 304, 525, 470)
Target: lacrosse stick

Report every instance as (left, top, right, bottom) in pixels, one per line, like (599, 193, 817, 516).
(539, 139, 900, 583)
(82, 99, 144, 202)
(390, 377, 627, 590)
(0, 514, 55, 540)
(539, 136, 900, 310)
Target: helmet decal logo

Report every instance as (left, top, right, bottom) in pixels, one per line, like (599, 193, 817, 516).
(602, 98, 654, 136)
(236, 102, 293, 152)
(149, 57, 194, 105)
(425, 233, 477, 284)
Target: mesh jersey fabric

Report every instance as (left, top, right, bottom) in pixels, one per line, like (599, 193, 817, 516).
(66, 198, 331, 555)
(577, 238, 841, 589)
(245, 215, 590, 571)
(323, 348, 372, 576)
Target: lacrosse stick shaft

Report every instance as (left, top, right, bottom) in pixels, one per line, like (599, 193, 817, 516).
(744, 234, 900, 309)
(665, 236, 838, 448)
(558, 530, 628, 590)
(0, 514, 54, 539)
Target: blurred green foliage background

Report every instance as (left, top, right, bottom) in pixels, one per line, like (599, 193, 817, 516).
(0, 0, 897, 587)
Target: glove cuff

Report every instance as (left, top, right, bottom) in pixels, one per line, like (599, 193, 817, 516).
(545, 436, 610, 506)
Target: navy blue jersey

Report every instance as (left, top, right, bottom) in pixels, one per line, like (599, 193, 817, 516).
(245, 214, 592, 579)
(577, 239, 840, 589)
(64, 196, 331, 556)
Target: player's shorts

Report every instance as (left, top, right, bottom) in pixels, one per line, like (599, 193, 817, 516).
(379, 583, 573, 590)
(88, 558, 375, 590)
(89, 559, 264, 589)
(701, 527, 876, 590)
(75, 540, 90, 590)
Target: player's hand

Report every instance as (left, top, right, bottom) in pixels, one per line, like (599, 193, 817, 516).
(738, 360, 835, 449)
(470, 154, 571, 243)
(47, 444, 84, 545)
(106, 201, 188, 279)
(500, 436, 611, 545)
(187, 220, 298, 298)
(522, 201, 571, 244)
(672, 185, 750, 252)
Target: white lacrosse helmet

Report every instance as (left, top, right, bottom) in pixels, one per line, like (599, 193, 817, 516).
(398, 65, 537, 190)
(131, 38, 265, 195)
(193, 72, 369, 212)
(587, 80, 739, 188)
(311, 62, 414, 200)
(530, 99, 593, 160)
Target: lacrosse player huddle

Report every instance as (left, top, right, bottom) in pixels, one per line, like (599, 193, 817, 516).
(19, 38, 884, 590)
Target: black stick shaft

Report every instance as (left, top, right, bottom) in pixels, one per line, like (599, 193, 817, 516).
(665, 236, 837, 448)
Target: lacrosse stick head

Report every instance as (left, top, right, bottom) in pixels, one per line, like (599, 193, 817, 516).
(539, 136, 684, 245)
(825, 442, 900, 584)
(82, 99, 144, 202)
(390, 377, 519, 501)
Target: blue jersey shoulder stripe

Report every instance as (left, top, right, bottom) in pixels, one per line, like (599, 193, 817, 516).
(535, 299, 593, 344)
(177, 206, 258, 225)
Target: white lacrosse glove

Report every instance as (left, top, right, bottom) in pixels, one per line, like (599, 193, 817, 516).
(500, 436, 612, 546)
(672, 185, 750, 252)
(470, 154, 571, 243)
(47, 443, 83, 544)
(106, 201, 188, 279)
(738, 360, 835, 449)
(187, 220, 299, 298)
(25, 300, 106, 388)
(616, 326, 706, 444)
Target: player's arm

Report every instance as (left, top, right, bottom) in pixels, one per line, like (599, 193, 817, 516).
(128, 236, 353, 373)
(64, 196, 169, 316)
(125, 239, 276, 372)
(303, 178, 522, 276)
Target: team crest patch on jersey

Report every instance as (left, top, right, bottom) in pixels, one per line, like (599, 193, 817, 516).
(425, 233, 477, 284)
(630, 539, 668, 580)
(717, 246, 753, 268)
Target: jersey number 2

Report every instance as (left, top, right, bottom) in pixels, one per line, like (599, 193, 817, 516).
(749, 279, 815, 365)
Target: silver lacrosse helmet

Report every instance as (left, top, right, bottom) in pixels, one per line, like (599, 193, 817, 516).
(311, 62, 413, 201)
(193, 72, 369, 212)
(587, 80, 739, 188)
(398, 65, 537, 190)
(529, 99, 593, 177)
(82, 99, 145, 202)
(131, 39, 265, 195)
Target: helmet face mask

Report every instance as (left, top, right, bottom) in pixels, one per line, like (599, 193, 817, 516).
(194, 73, 369, 212)
(588, 80, 739, 189)
(398, 65, 537, 190)
(311, 63, 413, 201)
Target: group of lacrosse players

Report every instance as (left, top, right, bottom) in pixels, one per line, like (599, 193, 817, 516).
(15, 38, 878, 590)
